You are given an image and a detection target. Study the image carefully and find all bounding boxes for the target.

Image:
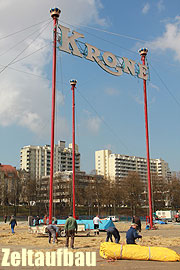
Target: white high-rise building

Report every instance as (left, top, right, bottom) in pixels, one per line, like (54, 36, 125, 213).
(95, 150, 171, 181)
(20, 141, 80, 179)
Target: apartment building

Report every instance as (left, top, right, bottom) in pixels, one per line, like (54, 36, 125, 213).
(37, 171, 103, 205)
(20, 140, 80, 179)
(95, 150, 171, 181)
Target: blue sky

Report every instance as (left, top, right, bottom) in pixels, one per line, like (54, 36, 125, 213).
(0, 0, 180, 174)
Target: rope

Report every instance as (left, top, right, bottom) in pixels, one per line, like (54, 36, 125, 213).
(120, 244, 123, 259)
(76, 87, 130, 152)
(58, 21, 138, 58)
(0, 19, 51, 41)
(0, 20, 51, 76)
(148, 246, 151, 260)
(150, 63, 180, 108)
(59, 20, 147, 43)
(10, 43, 51, 65)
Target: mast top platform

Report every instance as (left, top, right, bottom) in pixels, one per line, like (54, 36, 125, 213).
(139, 48, 148, 56)
(70, 79, 77, 86)
(50, 8, 61, 18)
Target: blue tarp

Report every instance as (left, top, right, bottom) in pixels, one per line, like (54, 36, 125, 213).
(154, 220, 167, 224)
(54, 219, 115, 230)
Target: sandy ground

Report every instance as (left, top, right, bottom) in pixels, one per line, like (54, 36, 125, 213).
(0, 221, 180, 269)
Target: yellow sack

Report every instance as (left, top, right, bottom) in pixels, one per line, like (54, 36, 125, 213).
(100, 242, 180, 262)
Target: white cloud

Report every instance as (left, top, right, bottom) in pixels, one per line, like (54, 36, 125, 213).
(133, 94, 144, 105)
(142, 3, 150, 14)
(0, 0, 105, 137)
(133, 94, 156, 105)
(157, 0, 165, 12)
(148, 16, 180, 61)
(132, 83, 157, 105)
(104, 144, 112, 150)
(87, 116, 101, 133)
(149, 83, 160, 92)
(105, 87, 120, 96)
(83, 110, 101, 134)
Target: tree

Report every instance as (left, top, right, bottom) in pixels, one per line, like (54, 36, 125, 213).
(24, 178, 37, 215)
(7, 178, 20, 216)
(168, 177, 180, 210)
(120, 172, 144, 216)
(151, 174, 168, 211)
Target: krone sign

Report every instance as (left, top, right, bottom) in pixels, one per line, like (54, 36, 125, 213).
(58, 24, 148, 80)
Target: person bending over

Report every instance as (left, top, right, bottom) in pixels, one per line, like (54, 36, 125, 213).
(106, 226, 120, 243)
(126, 223, 142, 244)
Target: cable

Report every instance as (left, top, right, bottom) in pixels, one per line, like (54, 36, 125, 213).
(0, 18, 51, 41)
(59, 20, 147, 43)
(0, 61, 68, 86)
(58, 51, 65, 98)
(76, 87, 130, 152)
(59, 20, 180, 73)
(11, 43, 51, 65)
(58, 21, 139, 58)
(0, 20, 52, 76)
(0, 26, 51, 59)
(0, 63, 50, 80)
(150, 62, 180, 108)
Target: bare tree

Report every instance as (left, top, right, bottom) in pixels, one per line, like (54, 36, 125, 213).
(120, 172, 144, 216)
(24, 178, 37, 215)
(151, 174, 168, 211)
(168, 177, 180, 210)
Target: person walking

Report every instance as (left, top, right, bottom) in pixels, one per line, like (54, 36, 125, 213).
(9, 216, 17, 234)
(126, 223, 142, 244)
(93, 215, 102, 235)
(47, 222, 59, 244)
(64, 214, 77, 249)
(106, 226, 120, 243)
(4, 215, 7, 223)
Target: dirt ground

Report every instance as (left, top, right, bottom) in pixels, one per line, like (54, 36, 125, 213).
(0, 221, 180, 269)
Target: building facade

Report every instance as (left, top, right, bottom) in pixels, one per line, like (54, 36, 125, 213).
(20, 140, 80, 179)
(37, 171, 102, 204)
(95, 150, 171, 181)
(0, 164, 19, 205)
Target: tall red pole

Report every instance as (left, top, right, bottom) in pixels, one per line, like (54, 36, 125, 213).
(49, 8, 61, 224)
(70, 79, 77, 218)
(139, 48, 153, 229)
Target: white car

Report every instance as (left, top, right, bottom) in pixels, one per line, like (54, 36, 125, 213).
(106, 216, 119, 222)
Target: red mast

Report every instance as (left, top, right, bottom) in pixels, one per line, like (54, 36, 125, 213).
(70, 79, 77, 218)
(139, 48, 153, 229)
(49, 8, 61, 224)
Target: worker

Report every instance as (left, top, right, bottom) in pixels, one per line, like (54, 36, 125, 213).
(132, 215, 141, 232)
(126, 223, 142, 244)
(43, 215, 48, 224)
(35, 216, 40, 226)
(106, 226, 120, 243)
(9, 216, 17, 234)
(47, 221, 59, 244)
(4, 215, 7, 223)
(64, 214, 77, 249)
(93, 215, 102, 235)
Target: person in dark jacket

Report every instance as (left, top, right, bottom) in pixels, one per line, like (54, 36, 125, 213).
(9, 216, 17, 234)
(64, 214, 77, 249)
(126, 223, 142, 244)
(132, 215, 141, 232)
(47, 223, 59, 244)
(106, 226, 120, 243)
(4, 215, 7, 223)
(35, 216, 40, 226)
